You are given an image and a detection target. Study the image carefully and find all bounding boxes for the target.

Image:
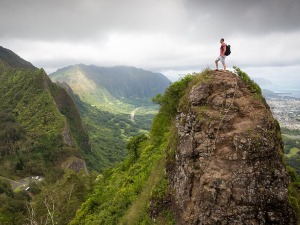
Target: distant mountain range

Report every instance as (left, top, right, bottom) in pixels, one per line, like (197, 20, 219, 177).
(252, 77, 273, 86)
(253, 77, 300, 99)
(49, 64, 171, 171)
(50, 64, 171, 112)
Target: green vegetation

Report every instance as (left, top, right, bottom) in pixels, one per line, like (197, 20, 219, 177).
(287, 166, 300, 221)
(0, 46, 36, 70)
(70, 68, 300, 224)
(28, 171, 96, 225)
(0, 179, 30, 225)
(0, 48, 93, 225)
(48, 82, 92, 163)
(0, 170, 96, 225)
(51, 64, 169, 172)
(65, 86, 158, 171)
(280, 125, 300, 220)
(0, 68, 65, 178)
(2, 48, 299, 225)
(0, 48, 170, 224)
(0, 66, 92, 179)
(283, 129, 300, 175)
(70, 71, 196, 225)
(179, 69, 213, 113)
(52, 64, 171, 100)
(286, 148, 300, 158)
(233, 66, 262, 98)
(50, 64, 170, 114)
(152, 73, 194, 116)
(282, 128, 300, 136)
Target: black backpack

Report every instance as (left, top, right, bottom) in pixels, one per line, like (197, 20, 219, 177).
(225, 45, 231, 56)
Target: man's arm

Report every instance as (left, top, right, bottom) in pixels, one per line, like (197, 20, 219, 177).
(222, 44, 226, 56)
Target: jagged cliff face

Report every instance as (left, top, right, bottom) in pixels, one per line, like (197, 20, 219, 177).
(171, 71, 297, 224)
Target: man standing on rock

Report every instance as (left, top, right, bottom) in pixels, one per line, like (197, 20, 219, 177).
(215, 38, 227, 71)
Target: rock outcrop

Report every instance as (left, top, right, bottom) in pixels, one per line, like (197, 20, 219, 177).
(171, 70, 297, 224)
(61, 156, 88, 173)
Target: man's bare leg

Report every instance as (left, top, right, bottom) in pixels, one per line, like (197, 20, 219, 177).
(215, 60, 219, 70)
(222, 62, 226, 70)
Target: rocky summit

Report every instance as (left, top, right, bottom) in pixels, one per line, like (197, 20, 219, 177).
(171, 70, 297, 224)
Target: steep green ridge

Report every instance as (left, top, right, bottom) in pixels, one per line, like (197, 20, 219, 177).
(0, 48, 89, 178)
(50, 64, 169, 171)
(0, 67, 64, 177)
(0, 47, 93, 225)
(0, 46, 36, 70)
(48, 82, 91, 155)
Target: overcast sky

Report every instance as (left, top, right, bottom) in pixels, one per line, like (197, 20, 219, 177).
(1, 0, 300, 84)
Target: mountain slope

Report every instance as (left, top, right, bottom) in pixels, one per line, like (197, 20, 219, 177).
(0, 47, 97, 225)
(49, 64, 170, 111)
(49, 64, 170, 171)
(0, 47, 89, 178)
(0, 46, 36, 70)
(70, 69, 297, 224)
(59, 83, 128, 170)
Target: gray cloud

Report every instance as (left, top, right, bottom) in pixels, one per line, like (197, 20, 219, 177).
(0, 0, 187, 40)
(185, 0, 300, 36)
(1, 0, 299, 41)
(1, 0, 300, 77)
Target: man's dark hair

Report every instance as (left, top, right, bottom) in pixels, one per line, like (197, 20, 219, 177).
(221, 38, 224, 42)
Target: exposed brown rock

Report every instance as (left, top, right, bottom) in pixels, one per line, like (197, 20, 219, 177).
(190, 83, 211, 106)
(62, 123, 74, 146)
(170, 70, 297, 224)
(61, 156, 88, 173)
